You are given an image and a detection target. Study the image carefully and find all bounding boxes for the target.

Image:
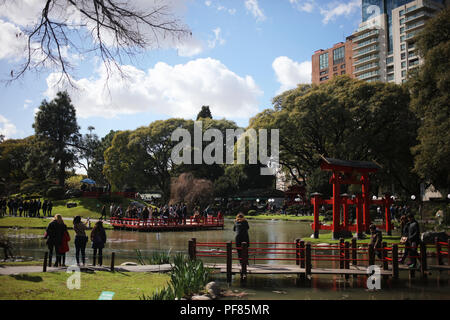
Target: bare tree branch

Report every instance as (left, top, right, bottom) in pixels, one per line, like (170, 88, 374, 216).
(2, 0, 191, 86)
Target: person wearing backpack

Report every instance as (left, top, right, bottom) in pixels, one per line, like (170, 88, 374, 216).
(91, 221, 107, 266)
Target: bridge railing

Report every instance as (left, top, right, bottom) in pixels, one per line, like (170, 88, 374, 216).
(109, 216, 224, 229)
(189, 237, 449, 283)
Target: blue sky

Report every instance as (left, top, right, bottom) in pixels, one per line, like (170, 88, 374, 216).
(0, 0, 363, 141)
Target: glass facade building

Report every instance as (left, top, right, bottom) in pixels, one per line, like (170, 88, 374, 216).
(361, 0, 444, 52)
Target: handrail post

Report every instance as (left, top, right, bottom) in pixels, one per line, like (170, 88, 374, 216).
(382, 241, 388, 280)
(339, 238, 344, 270)
(300, 240, 306, 282)
(448, 240, 450, 266)
(305, 243, 311, 279)
(344, 241, 350, 280)
(420, 242, 427, 279)
(435, 237, 442, 265)
(43, 252, 48, 272)
(110, 252, 115, 272)
(392, 244, 399, 279)
(351, 238, 357, 266)
(295, 239, 300, 266)
(226, 241, 232, 285)
(368, 245, 375, 266)
(241, 242, 248, 282)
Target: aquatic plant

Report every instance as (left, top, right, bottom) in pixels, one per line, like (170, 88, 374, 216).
(136, 248, 171, 265)
(141, 253, 212, 300)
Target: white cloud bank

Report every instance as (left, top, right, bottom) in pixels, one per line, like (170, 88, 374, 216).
(288, 0, 361, 24)
(272, 56, 311, 94)
(44, 58, 263, 120)
(320, 0, 361, 24)
(245, 0, 266, 22)
(0, 115, 17, 139)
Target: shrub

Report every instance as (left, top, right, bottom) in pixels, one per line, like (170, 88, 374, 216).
(247, 210, 257, 216)
(46, 186, 65, 200)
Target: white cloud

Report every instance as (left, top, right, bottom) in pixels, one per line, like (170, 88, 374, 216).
(208, 28, 225, 49)
(0, 19, 29, 61)
(289, 0, 316, 13)
(245, 0, 266, 22)
(320, 0, 361, 24)
(272, 56, 311, 94)
(0, 115, 17, 139)
(23, 99, 33, 109)
(176, 36, 204, 57)
(205, 1, 236, 16)
(44, 58, 263, 120)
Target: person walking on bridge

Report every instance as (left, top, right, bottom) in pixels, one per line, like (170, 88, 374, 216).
(233, 213, 250, 264)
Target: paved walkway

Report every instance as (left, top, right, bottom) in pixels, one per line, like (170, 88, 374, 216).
(0, 264, 173, 275)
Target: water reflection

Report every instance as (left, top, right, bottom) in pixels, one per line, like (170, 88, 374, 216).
(1, 218, 449, 300)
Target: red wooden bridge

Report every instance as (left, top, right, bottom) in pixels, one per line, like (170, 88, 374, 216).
(110, 216, 224, 232)
(188, 238, 450, 283)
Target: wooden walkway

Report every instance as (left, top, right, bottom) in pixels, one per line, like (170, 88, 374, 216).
(206, 263, 393, 276)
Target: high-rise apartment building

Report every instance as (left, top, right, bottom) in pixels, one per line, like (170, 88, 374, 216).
(311, 40, 354, 85)
(312, 0, 446, 85)
(351, 0, 445, 83)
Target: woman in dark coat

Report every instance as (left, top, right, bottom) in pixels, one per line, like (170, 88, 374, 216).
(44, 214, 65, 267)
(233, 213, 250, 263)
(91, 221, 107, 266)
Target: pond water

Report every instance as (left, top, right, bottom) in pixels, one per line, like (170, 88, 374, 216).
(1, 218, 449, 300)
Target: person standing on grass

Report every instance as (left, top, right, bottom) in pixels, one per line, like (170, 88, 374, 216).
(233, 213, 250, 264)
(100, 205, 107, 220)
(73, 216, 88, 266)
(47, 200, 53, 217)
(91, 221, 107, 266)
(44, 214, 65, 267)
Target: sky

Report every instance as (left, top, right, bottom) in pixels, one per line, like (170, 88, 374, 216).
(0, 0, 363, 141)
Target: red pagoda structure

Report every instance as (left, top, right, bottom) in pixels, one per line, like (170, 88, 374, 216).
(311, 156, 393, 239)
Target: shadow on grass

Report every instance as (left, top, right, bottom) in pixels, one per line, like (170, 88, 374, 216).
(9, 274, 43, 282)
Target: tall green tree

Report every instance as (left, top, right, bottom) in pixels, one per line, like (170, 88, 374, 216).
(33, 91, 80, 187)
(196, 106, 213, 120)
(408, 7, 450, 193)
(0, 137, 33, 194)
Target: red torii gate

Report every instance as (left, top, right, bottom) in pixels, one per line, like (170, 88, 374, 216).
(311, 157, 393, 239)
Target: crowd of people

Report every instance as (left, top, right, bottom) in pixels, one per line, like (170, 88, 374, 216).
(44, 214, 106, 267)
(107, 202, 223, 224)
(0, 198, 53, 217)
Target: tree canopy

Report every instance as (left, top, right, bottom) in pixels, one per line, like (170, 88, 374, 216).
(250, 76, 419, 197)
(408, 7, 450, 193)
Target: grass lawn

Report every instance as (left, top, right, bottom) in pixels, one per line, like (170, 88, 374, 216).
(0, 271, 170, 300)
(0, 260, 43, 267)
(0, 217, 51, 229)
(304, 231, 402, 244)
(0, 216, 113, 230)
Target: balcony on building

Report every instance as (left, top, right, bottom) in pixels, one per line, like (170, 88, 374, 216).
(357, 70, 380, 81)
(353, 54, 379, 67)
(353, 29, 379, 43)
(353, 45, 379, 59)
(353, 37, 379, 51)
(354, 62, 380, 76)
